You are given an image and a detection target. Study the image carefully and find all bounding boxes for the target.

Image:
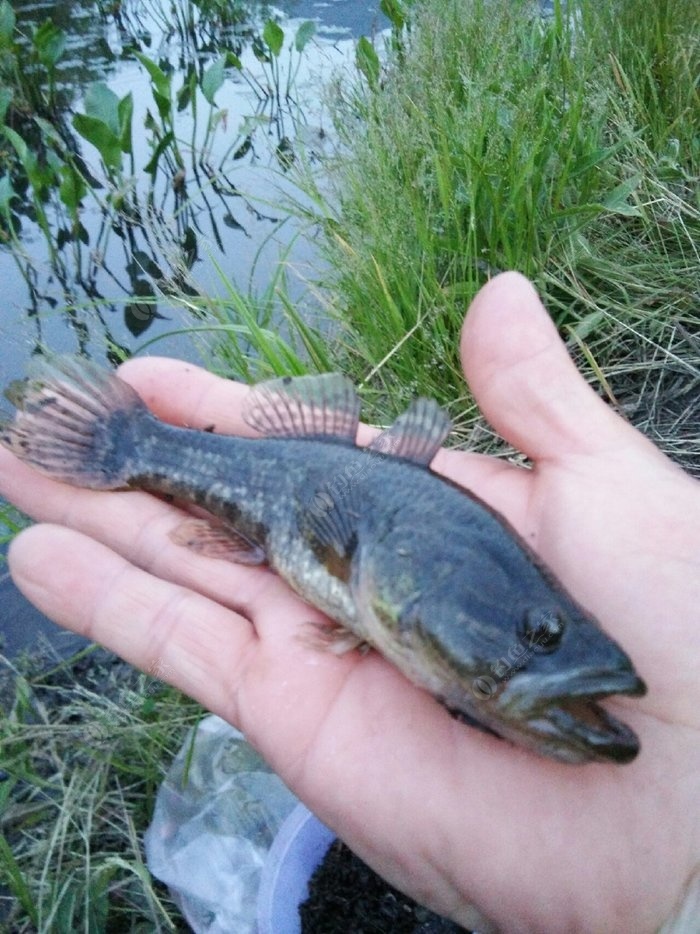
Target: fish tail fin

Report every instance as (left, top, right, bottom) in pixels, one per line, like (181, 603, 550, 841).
(1, 355, 149, 490)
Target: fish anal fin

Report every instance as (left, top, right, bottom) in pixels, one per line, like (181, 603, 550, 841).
(170, 518, 266, 566)
(243, 373, 360, 443)
(299, 621, 368, 655)
(368, 397, 451, 467)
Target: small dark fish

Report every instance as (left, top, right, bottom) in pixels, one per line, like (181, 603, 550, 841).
(0, 357, 646, 764)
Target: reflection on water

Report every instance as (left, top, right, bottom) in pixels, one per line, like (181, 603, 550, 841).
(280, 0, 387, 39)
(0, 0, 384, 658)
(2, 0, 385, 375)
(0, 558, 89, 658)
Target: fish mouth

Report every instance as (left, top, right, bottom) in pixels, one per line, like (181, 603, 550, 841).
(498, 669, 647, 764)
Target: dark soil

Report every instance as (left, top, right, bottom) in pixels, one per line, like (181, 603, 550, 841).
(300, 838, 469, 934)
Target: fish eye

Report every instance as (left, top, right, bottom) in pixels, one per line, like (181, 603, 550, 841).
(520, 609, 565, 653)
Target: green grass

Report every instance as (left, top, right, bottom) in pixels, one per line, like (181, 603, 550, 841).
(0, 502, 27, 556)
(0, 650, 200, 931)
(1, 0, 699, 929)
(291, 0, 698, 421)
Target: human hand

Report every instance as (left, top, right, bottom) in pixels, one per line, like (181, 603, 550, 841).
(1, 272, 698, 932)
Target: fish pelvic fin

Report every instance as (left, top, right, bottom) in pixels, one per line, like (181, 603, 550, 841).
(170, 518, 266, 565)
(298, 620, 368, 655)
(1, 355, 149, 489)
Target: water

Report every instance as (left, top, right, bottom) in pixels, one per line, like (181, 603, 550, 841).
(1, 0, 385, 659)
(2, 0, 386, 372)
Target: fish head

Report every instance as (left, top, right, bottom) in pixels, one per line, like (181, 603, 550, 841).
(465, 602, 647, 764)
(364, 568, 646, 765)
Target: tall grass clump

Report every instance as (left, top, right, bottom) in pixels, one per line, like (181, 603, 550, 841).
(300, 0, 699, 417)
(580, 0, 699, 160)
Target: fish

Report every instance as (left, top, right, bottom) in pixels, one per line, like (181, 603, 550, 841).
(0, 356, 646, 764)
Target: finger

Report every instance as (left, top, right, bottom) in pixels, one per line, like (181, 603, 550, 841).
(7, 523, 258, 713)
(460, 271, 649, 462)
(118, 356, 253, 433)
(8, 524, 357, 713)
(6, 522, 367, 760)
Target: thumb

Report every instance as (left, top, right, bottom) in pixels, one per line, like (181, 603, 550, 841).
(461, 271, 641, 463)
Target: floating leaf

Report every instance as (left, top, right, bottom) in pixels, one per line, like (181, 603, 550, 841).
(177, 68, 196, 112)
(58, 163, 86, 214)
(177, 82, 191, 112)
(263, 20, 284, 57)
(252, 35, 270, 64)
(124, 279, 163, 337)
(294, 21, 315, 52)
(143, 130, 174, 177)
(225, 51, 242, 70)
(134, 52, 171, 99)
(202, 55, 225, 105)
(134, 52, 172, 120)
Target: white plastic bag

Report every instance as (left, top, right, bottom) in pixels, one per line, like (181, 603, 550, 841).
(144, 715, 299, 933)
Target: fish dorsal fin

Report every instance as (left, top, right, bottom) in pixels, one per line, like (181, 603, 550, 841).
(367, 397, 451, 466)
(243, 373, 360, 442)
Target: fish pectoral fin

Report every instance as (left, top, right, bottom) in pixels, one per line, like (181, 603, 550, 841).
(298, 621, 369, 655)
(170, 518, 267, 565)
(367, 397, 451, 467)
(242, 373, 360, 443)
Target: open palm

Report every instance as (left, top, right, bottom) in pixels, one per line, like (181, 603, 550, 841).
(2, 272, 699, 932)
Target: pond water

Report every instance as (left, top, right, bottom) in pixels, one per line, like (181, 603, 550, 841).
(2, 0, 387, 375)
(1, 0, 386, 657)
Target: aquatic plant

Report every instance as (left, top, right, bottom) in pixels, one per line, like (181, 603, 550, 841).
(1, 0, 319, 348)
(0, 2, 66, 118)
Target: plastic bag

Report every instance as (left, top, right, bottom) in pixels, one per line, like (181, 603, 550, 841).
(144, 714, 299, 933)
